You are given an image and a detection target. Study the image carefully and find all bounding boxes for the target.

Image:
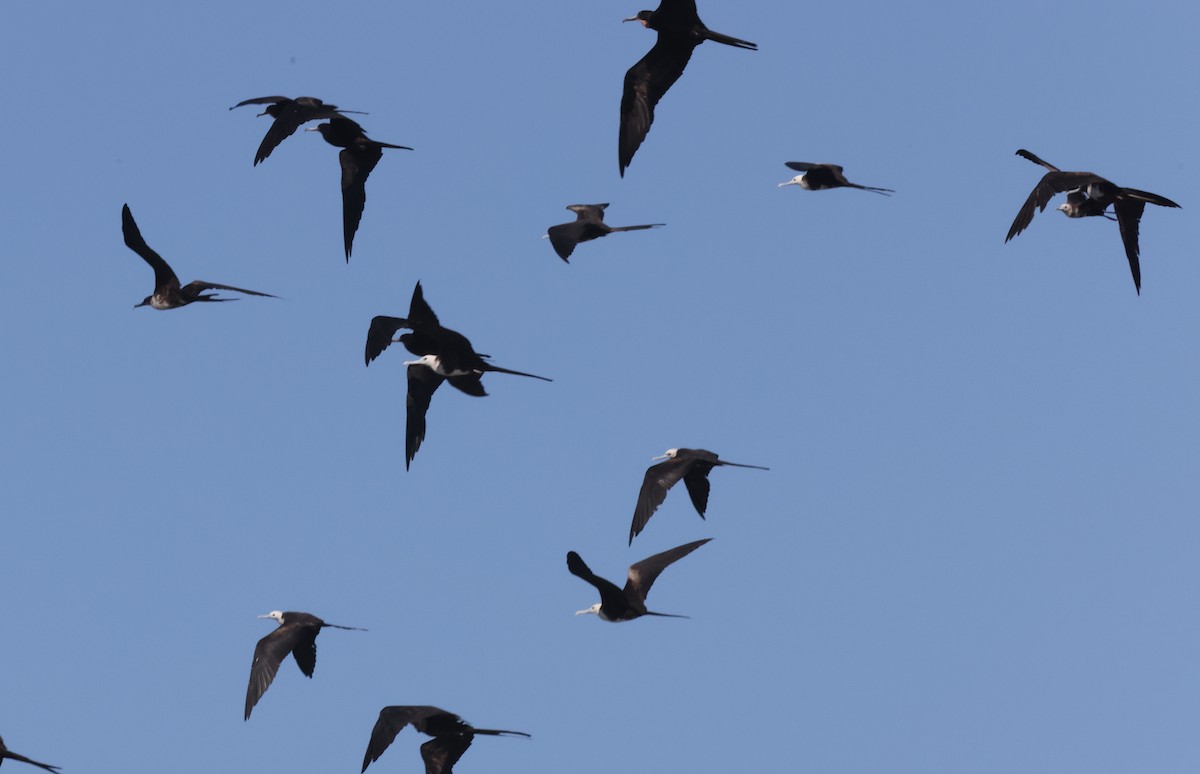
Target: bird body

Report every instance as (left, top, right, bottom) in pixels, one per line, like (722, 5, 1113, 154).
(619, 0, 757, 176)
(244, 610, 364, 720)
(630, 447, 768, 544)
(545, 203, 664, 262)
(230, 95, 361, 165)
(361, 706, 529, 774)
(778, 162, 894, 195)
(568, 538, 712, 621)
(0, 737, 60, 773)
(121, 204, 276, 309)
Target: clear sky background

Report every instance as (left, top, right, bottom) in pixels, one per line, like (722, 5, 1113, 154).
(3, 2, 1199, 772)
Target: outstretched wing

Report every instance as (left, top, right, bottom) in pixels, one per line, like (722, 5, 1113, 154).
(366, 316, 409, 365)
(619, 36, 699, 176)
(338, 145, 384, 260)
(406, 364, 445, 469)
(567, 551, 628, 612)
(245, 623, 308, 720)
(121, 204, 179, 292)
(1113, 198, 1147, 295)
(629, 457, 690, 544)
(362, 706, 448, 773)
(625, 538, 712, 602)
(1006, 171, 1105, 242)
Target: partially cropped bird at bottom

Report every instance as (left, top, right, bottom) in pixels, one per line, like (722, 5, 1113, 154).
(0, 737, 60, 773)
(778, 162, 894, 195)
(307, 116, 412, 261)
(361, 706, 529, 774)
(229, 95, 362, 166)
(1005, 149, 1180, 294)
(568, 538, 712, 621)
(244, 610, 365, 720)
(620, 0, 757, 176)
(631, 448, 768, 544)
(121, 204, 276, 309)
(544, 203, 664, 262)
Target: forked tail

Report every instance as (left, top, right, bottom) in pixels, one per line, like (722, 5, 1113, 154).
(704, 29, 758, 50)
(485, 363, 553, 382)
(609, 223, 667, 233)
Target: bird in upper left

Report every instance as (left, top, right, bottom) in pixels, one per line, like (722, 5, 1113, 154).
(0, 736, 60, 773)
(121, 204, 276, 310)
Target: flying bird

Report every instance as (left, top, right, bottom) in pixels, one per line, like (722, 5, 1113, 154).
(307, 116, 412, 261)
(544, 204, 664, 262)
(630, 448, 768, 544)
(364, 282, 551, 468)
(778, 162, 894, 195)
(619, 0, 757, 176)
(244, 610, 365, 720)
(121, 204, 276, 310)
(1005, 149, 1181, 294)
(229, 95, 362, 166)
(361, 706, 529, 774)
(568, 538, 712, 621)
(0, 737, 60, 773)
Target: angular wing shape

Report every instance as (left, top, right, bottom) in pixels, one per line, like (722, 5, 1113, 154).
(547, 222, 586, 262)
(181, 281, 277, 299)
(629, 457, 690, 544)
(567, 551, 628, 612)
(121, 203, 179, 292)
(245, 623, 309, 720)
(362, 706, 448, 773)
(625, 538, 712, 603)
(406, 364, 445, 470)
(619, 37, 699, 176)
(420, 736, 472, 774)
(1114, 197, 1147, 295)
(1006, 170, 1105, 242)
(366, 316, 409, 365)
(338, 145, 384, 261)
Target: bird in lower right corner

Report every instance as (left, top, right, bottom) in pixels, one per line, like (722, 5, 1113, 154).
(544, 203, 664, 262)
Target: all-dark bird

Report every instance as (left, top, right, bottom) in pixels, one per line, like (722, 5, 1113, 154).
(361, 706, 529, 774)
(364, 282, 551, 469)
(568, 538, 711, 621)
(778, 162, 894, 195)
(230, 95, 362, 166)
(244, 610, 365, 720)
(544, 203, 664, 262)
(1005, 149, 1181, 294)
(630, 448, 767, 544)
(0, 737, 60, 773)
(307, 116, 412, 261)
(121, 204, 276, 310)
(619, 0, 757, 176)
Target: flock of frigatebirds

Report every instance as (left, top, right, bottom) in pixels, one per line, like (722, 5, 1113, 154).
(6, 0, 1183, 772)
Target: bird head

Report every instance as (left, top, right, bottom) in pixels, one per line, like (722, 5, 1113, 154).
(257, 611, 285, 623)
(622, 11, 653, 25)
(134, 296, 153, 309)
(403, 354, 441, 370)
(778, 175, 805, 188)
(652, 448, 679, 461)
(576, 604, 602, 616)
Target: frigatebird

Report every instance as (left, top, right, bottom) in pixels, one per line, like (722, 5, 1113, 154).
(1005, 149, 1181, 294)
(229, 95, 362, 166)
(544, 204, 664, 262)
(778, 162, 894, 195)
(361, 706, 529, 774)
(364, 282, 551, 468)
(307, 116, 412, 261)
(0, 737, 60, 773)
(619, 0, 757, 177)
(630, 448, 768, 544)
(121, 204, 276, 310)
(244, 610, 365, 720)
(568, 538, 711, 621)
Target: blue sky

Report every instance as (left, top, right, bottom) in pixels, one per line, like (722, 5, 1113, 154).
(3, 1, 1199, 772)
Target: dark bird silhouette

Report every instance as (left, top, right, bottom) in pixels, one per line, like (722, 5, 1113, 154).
(778, 162, 894, 195)
(630, 448, 767, 544)
(1005, 149, 1181, 294)
(544, 204, 665, 262)
(568, 538, 711, 621)
(244, 610, 365, 720)
(307, 116, 412, 261)
(619, 0, 757, 176)
(0, 737, 60, 773)
(229, 95, 362, 166)
(361, 706, 529, 774)
(121, 204, 276, 310)
(364, 282, 551, 469)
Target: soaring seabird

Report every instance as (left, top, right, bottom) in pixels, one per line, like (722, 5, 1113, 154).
(1005, 149, 1181, 294)
(229, 95, 362, 166)
(364, 282, 551, 468)
(778, 162, 894, 195)
(361, 706, 529, 774)
(121, 204, 276, 310)
(630, 448, 767, 544)
(306, 116, 412, 261)
(0, 737, 60, 773)
(619, 0, 757, 177)
(244, 610, 365, 720)
(568, 538, 712, 621)
(544, 204, 665, 262)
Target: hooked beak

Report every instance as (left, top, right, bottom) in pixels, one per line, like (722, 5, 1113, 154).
(575, 608, 595, 616)
(304, 126, 320, 132)
(257, 109, 270, 117)
(651, 453, 670, 461)
(541, 234, 550, 239)
(778, 178, 800, 187)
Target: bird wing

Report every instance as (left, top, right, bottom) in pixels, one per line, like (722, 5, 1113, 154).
(567, 551, 628, 611)
(625, 538, 712, 602)
(121, 204, 180, 293)
(231, 95, 291, 108)
(619, 36, 698, 176)
(181, 281, 277, 299)
(681, 463, 715, 516)
(446, 373, 487, 396)
(1005, 171, 1106, 242)
(362, 706, 447, 773)
(652, 0, 701, 28)
(1014, 149, 1061, 173)
(0, 749, 61, 774)
(407, 281, 442, 329)
(629, 457, 690, 543)
(406, 364, 445, 470)
(338, 144, 384, 260)
(252, 104, 310, 166)
(784, 161, 837, 173)
(420, 736, 472, 774)
(366, 315, 409, 365)
(1114, 198, 1147, 295)
(547, 222, 585, 262)
(245, 622, 309, 719)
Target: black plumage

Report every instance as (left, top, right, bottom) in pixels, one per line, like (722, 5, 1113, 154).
(361, 706, 529, 774)
(244, 610, 364, 720)
(778, 162, 894, 195)
(568, 538, 712, 622)
(230, 95, 360, 166)
(0, 737, 60, 773)
(545, 204, 664, 262)
(630, 448, 768, 544)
